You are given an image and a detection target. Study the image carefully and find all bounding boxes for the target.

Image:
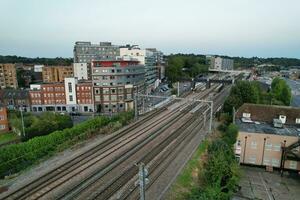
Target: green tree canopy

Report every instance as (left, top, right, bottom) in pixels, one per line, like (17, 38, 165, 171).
(270, 77, 291, 106)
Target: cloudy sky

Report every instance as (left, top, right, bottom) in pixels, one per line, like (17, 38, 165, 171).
(0, 0, 299, 58)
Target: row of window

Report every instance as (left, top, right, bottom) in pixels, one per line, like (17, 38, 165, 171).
(76, 86, 91, 91)
(77, 99, 92, 104)
(247, 155, 298, 169)
(42, 87, 64, 92)
(0, 125, 6, 130)
(94, 94, 132, 102)
(93, 68, 138, 73)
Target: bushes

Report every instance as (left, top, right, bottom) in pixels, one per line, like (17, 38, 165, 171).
(188, 123, 240, 200)
(0, 112, 133, 178)
(9, 112, 73, 141)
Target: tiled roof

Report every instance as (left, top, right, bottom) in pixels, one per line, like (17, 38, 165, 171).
(236, 103, 300, 125)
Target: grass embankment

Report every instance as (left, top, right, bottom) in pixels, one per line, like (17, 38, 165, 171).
(0, 132, 19, 145)
(168, 123, 241, 200)
(168, 140, 209, 200)
(0, 111, 133, 179)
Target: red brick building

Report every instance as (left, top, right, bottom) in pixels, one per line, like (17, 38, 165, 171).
(0, 105, 9, 133)
(76, 81, 94, 112)
(30, 83, 66, 112)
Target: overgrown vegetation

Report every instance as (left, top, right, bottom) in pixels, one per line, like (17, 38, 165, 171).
(223, 78, 291, 116)
(0, 132, 19, 145)
(166, 54, 209, 82)
(187, 123, 240, 200)
(0, 111, 133, 178)
(9, 112, 73, 141)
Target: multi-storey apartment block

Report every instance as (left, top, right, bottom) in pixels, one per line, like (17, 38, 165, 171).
(73, 63, 90, 80)
(0, 64, 18, 89)
(120, 46, 163, 94)
(92, 59, 145, 113)
(0, 105, 9, 133)
(30, 79, 94, 113)
(30, 83, 66, 112)
(235, 103, 300, 172)
(208, 56, 234, 71)
(73, 42, 120, 63)
(42, 66, 73, 83)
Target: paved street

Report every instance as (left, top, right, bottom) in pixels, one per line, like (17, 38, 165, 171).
(234, 166, 300, 200)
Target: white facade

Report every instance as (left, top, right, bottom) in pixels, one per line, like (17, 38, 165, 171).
(64, 78, 78, 111)
(73, 63, 88, 80)
(120, 47, 146, 65)
(34, 65, 44, 72)
(30, 84, 41, 90)
(210, 57, 234, 71)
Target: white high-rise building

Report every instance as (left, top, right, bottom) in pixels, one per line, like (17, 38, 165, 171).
(208, 56, 234, 71)
(64, 77, 78, 112)
(73, 63, 89, 80)
(119, 45, 146, 64)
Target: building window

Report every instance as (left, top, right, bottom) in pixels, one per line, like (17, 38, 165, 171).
(248, 155, 256, 164)
(68, 83, 72, 93)
(271, 158, 280, 167)
(0, 125, 5, 130)
(273, 144, 281, 152)
(263, 157, 270, 166)
(0, 115, 5, 120)
(251, 141, 257, 149)
(265, 142, 272, 151)
(289, 161, 297, 169)
(69, 95, 73, 101)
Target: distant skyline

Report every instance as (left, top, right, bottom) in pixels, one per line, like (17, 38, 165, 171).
(0, 0, 300, 58)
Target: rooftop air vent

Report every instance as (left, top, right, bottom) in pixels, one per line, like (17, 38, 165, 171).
(273, 118, 283, 128)
(279, 115, 286, 124)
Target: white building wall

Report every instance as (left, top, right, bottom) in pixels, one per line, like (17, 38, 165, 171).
(64, 78, 78, 106)
(30, 84, 41, 90)
(34, 65, 44, 72)
(73, 63, 88, 80)
(120, 47, 146, 65)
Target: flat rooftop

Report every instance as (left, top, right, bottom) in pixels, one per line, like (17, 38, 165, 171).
(236, 119, 300, 137)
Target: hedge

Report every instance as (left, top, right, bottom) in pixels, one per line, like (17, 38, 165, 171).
(0, 111, 134, 178)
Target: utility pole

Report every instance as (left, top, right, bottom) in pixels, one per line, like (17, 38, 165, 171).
(209, 101, 213, 133)
(138, 163, 149, 200)
(177, 82, 180, 97)
(232, 107, 236, 124)
(134, 93, 138, 120)
(19, 107, 25, 138)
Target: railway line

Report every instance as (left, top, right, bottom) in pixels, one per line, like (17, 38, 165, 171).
(0, 81, 230, 200)
(106, 85, 230, 200)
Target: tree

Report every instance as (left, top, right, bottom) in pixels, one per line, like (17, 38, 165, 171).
(270, 77, 291, 106)
(223, 81, 259, 114)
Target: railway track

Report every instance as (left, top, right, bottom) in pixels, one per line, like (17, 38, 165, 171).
(1, 83, 225, 200)
(58, 103, 196, 200)
(106, 85, 229, 200)
(1, 108, 172, 200)
(64, 85, 224, 199)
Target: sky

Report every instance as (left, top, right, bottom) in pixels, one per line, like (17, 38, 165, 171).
(0, 0, 300, 58)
